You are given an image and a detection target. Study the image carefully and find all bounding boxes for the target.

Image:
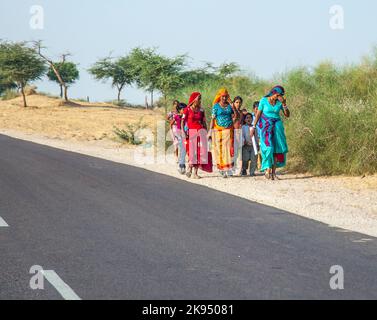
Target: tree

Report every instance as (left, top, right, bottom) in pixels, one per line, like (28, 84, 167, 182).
(127, 48, 159, 107)
(47, 61, 79, 99)
(0, 41, 46, 107)
(155, 55, 186, 103)
(0, 73, 17, 96)
(172, 61, 240, 90)
(180, 63, 219, 87)
(128, 47, 186, 108)
(33, 41, 75, 102)
(89, 56, 135, 103)
(216, 62, 241, 79)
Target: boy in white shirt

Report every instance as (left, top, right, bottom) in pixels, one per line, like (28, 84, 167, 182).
(241, 113, 258, 176)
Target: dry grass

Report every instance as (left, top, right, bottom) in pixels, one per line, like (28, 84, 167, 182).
(336, 175, 377, 191)
(0, 94, 163, 142)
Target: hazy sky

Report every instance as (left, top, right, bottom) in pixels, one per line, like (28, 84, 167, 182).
(1, 0, 376, 103)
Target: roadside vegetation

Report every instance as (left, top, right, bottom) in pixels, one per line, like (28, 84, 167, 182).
(113, 117, 148, 145)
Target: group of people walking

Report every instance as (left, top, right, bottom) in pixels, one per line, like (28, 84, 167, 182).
(167, 86, 290, 180)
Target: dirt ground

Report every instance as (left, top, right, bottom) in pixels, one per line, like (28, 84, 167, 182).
(0, 94, 162, 142)
(1, 94, 376, 238)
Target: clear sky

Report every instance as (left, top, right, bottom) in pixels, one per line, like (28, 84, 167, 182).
(1, 0, 376, 104)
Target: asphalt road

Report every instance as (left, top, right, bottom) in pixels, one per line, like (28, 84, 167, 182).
(0, 134, 376, 300)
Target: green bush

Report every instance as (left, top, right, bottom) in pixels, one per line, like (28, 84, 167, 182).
(113, 117, 147, 145)
(1, 89, 19, 100)
(284, 59, 377, 175)
(109, 99, 128, 107)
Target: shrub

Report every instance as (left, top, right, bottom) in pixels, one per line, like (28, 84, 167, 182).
(109, 99, 128, 107)
(113, 117, 148, 145)
(1, 89, 19, 100)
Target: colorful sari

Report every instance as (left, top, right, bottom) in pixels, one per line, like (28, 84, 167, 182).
(258, 114, 288, 171)
(211, 88, 235, 171)
(183, 92, 213, 172)
(212, 120, 234, 171)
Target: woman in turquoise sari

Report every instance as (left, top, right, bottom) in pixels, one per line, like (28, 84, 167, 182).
(251, 85, 290, 180)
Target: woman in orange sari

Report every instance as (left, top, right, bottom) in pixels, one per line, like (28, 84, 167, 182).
(209, 88, 235, 178)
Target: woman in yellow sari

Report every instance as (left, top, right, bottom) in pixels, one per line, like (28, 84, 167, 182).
(209, 88, 235, 178)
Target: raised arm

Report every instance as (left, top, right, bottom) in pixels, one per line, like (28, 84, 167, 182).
(283, 106, 290, 118)
(279, 96, 290, 118)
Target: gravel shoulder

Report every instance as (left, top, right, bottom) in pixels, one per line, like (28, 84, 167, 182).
(1, 128, 376, 238)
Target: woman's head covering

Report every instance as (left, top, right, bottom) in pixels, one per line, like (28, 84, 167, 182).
(188, 92, 201, 107)
(213, 88, 230, 106)
(265, 85, 285, 97)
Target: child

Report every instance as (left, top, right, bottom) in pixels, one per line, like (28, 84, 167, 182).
(251, 101, 261, 171)
(241, 113, 258, 176)
(174, 103, 187, 174)
(167, 100, 180, 121)
(232, 96, 243, 129)
(167, 100, 180, 162)
(232, 96, 243, 176)
(240, 108, 248, 126)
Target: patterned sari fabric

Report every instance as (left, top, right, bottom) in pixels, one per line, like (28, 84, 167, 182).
(183, 105, 211, 170)
(186, 130, 208, 167)
(258, 114, 288, 171)
(212, 120, 234, 171)
(211, 88, 235, 172)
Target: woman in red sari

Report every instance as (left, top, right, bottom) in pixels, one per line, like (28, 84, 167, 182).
(181, 92, 209, 179)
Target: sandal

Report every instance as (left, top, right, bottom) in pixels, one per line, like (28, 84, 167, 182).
(265, 171, 271, 180)
(186, 171, 192, 178)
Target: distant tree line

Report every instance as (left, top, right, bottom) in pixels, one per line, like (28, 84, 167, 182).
(0, 40, 240, 108)
(88, 47, 240, 108)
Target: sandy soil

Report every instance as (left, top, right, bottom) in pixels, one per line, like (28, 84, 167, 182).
(1, 95, 376, 238)
(0, 94, 161, 142)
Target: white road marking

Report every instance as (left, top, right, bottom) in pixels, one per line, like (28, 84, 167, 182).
(41, 270, 81, 300)
(0, 216, 9, 227)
